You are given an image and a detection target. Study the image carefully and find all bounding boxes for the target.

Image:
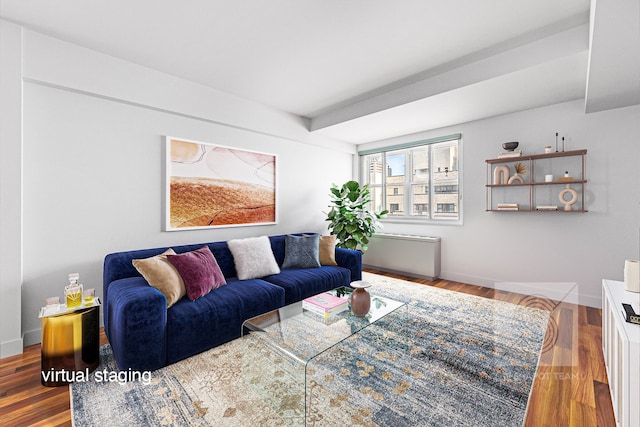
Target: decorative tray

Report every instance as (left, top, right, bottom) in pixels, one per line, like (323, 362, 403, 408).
(39, 298, 101, 318)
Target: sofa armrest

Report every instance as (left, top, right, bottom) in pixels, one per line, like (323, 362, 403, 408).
(335, 248, 362, 282)
(105, 277, 167, 371)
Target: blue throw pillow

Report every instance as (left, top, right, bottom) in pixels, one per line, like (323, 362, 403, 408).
(282, 234, 321, 269)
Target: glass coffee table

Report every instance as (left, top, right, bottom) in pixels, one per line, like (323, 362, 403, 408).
(241, 286, 407, 426)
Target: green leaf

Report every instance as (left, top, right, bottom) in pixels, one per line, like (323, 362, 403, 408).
(345, 180, 360, 191)
(344, 239, 358, 249)
(346, 192, 359, 203)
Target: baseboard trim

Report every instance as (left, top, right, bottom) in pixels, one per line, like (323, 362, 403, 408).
(0, 337, 24, 358)
(363, 264, 438, 281)
(22, 328, 41, 347)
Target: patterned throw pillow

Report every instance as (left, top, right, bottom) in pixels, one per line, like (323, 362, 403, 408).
(282, 234, 321, 269)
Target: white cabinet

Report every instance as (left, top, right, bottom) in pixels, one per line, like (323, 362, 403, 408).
(602, 279, 640, 427)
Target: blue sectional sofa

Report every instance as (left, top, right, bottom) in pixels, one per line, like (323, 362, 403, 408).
(103, 234, 362, 371)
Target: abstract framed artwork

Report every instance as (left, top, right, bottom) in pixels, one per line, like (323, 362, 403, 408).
(165, 136, 277, 230)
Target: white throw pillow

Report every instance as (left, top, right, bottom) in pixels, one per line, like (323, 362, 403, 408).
(227, 236, 281, 280)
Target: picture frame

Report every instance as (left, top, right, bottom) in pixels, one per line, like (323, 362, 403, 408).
(165, 136, 277, 231)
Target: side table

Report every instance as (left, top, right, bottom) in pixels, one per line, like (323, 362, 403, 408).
(40, 300, 101, 387)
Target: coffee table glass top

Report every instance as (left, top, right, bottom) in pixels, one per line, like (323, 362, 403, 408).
(241, 287, 405, 364)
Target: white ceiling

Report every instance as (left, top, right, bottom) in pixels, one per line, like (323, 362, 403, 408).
(1, 0, 638, 144)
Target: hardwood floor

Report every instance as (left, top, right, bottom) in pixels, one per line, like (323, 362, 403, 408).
(0, 270, 615, 426)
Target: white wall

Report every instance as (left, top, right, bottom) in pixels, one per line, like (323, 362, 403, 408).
(359, 100, 640, 307)
(1, 24, 354, 352)
(0, 20, 24, 358)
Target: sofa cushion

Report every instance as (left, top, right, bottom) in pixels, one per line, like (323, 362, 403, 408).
(165, 278, 285, 364)
(319, 235, 338, 266)
(282, 234, 321, 269)
(132, 249, 186, 308)
(167, 246, 226, 301)
(104, 277, 167, 370)
(263, 266, 351, 305)
(227, 236, 280, 280)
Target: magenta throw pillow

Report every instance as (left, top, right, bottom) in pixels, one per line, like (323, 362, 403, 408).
(167, 246, 226, 301)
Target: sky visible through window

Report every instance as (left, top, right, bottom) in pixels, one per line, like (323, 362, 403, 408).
(387, 154, 405, 176)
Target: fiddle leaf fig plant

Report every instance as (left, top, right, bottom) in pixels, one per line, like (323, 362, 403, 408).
(326, 180, 388, 252)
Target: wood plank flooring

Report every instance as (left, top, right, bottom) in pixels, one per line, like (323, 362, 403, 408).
(0, 270, 615, 426)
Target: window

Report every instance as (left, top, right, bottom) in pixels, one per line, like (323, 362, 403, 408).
(360, 134, 461, 222)
(437, 203, 456, 213)
(435, 185, 459, 193)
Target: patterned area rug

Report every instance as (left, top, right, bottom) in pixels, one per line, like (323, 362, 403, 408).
(71, 273, 549, 426)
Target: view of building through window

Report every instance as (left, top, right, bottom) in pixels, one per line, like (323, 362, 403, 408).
(362, 137, 460, 221)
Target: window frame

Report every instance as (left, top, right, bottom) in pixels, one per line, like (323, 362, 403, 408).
(359, 134, 462, 225)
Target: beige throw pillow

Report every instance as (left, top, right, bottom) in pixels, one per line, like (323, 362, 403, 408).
(132, 248, 186, 308)
(319, 235, 338, 266)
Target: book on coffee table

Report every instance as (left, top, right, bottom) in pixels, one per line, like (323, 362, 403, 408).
(302, 293, 348, 318)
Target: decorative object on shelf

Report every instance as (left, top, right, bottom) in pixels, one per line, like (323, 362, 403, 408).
(555, 132, 559, 152)
(497, 150, 522, 158)
(558, 171, 574, 182)
(508, 174, 524, 184)
(624, 259, 640, 292)
(493, 165, 510, 184)
(497, 203, 519, 211)
(562, 136, 565, 152)
(350, 280, 371, 317)
(622, 303, 640, 324)
(545, 145, 552, 153)
(545, 174, 553, 182)
(502, 141, 519, 151)
(535, 205, 558, 211)
(507, 161, 527, 184)
(559, 185, 578, 211)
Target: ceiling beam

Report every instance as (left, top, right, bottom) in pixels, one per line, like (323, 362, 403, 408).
(310, 21, 589, 133)
(585, 0, 640, 113)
